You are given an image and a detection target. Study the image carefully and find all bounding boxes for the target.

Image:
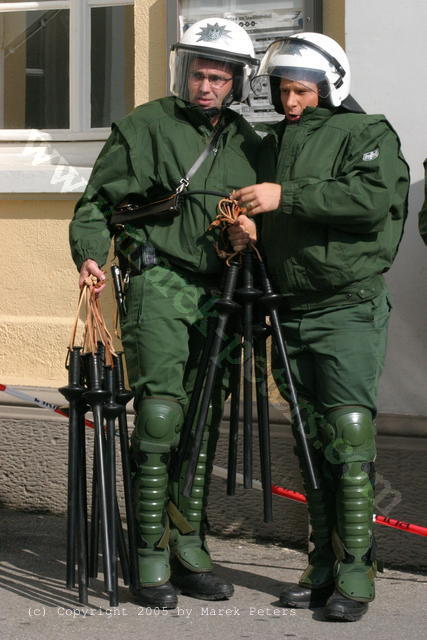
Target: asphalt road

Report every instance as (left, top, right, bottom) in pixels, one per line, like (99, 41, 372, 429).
(1, 508, 426, 640)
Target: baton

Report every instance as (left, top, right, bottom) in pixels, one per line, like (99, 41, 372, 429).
(257, 260, 319, 490)
(182, 258, 241, 497)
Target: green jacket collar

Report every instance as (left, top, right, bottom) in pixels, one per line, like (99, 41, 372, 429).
(171, 96, 238, 135)
(271, 106, 336, 143)
(299, 105, 336, 126)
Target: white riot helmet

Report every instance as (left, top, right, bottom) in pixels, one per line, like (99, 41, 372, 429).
(252, 32, 351, 112)
(170, 18, 259, 105)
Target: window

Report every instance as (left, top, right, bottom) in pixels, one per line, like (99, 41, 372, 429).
(0, 0, 134, 140)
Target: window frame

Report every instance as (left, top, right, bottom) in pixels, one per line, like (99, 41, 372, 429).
(0, 0, 134, 141)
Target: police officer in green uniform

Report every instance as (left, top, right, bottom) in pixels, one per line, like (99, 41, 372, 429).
(229, 33, 409, 622)
(69, 18, 260, 609)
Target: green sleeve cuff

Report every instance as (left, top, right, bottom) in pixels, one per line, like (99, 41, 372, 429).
(74, 254, 101, 273)
(70, 229, 112, 271)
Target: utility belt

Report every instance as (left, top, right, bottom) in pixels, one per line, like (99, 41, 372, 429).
(114, 235, 221, 293)
(281, 275, 386, 312)
(115, 236, 194, 280)
(115, 235, 158, 277)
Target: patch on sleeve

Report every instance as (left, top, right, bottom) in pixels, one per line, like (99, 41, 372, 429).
(362, 148, 379, 161)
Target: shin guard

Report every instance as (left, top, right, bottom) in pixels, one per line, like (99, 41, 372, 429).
(169, 403, 221, 572)
(131, 398, 183, 586)
(324, 406, 377, 602)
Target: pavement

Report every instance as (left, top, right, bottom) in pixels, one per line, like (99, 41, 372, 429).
(1, 508, 426, 640)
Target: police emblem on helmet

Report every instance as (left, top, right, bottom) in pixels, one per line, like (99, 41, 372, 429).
(196, 23, 232, 42)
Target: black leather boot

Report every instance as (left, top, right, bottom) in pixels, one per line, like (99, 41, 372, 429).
(130, 581, 178, 609)
(170, 559, 234, 600)
(279, 582, 334, 609)
(324, 589, 369, 622)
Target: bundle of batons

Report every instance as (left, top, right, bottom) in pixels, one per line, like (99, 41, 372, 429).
(60, 275, 138, 606)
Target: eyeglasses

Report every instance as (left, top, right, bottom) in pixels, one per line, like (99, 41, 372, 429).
(189, 71, 233, 89)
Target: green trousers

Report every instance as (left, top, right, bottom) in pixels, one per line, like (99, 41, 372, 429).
(121, 263, 232, 406)
(273, 291, 391, 601)
(273, 291, 391, 415)
(121, 263, 234, 585)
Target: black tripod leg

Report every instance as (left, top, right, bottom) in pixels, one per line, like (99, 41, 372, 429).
(227, 334, 242, 496)
(83, 354, 114, 595)
(235, 250, 263, 489)
(106, 414, 118, 606)
(253, 315, 273, 523)
(257, 260, 319, 490)
(242, 291, 253, 489)
(65, 411, 78, 589)
(172, 315, 216, 482)
(77, 406, 89, 603)
(115, 497, 130, 587)
(182, 259, 241, 497)
(113, 352, 139, 592)
(89, 442, 99, 580)
(60, 347, 85, 590)
(117, 410, 139, 591)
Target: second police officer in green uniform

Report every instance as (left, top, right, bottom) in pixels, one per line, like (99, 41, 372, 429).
(229, 33, 409, 622)
(69, 18, 260, 609)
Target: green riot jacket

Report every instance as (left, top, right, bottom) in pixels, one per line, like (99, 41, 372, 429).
(69, 96, 259, 274)
(418, 158, 427, 245)
(258, 107, 409, 308)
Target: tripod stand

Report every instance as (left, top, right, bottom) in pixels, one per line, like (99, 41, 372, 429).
(175, 243, 320, 522)
(61, 273, 139, 606)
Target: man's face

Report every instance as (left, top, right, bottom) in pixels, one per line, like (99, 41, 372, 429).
(187, 58, 234, 111)
(279, 77, 319, 123)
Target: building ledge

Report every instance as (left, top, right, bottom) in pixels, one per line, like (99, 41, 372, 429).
(0, 140, 104, 198)
(0, 165, 92, 199)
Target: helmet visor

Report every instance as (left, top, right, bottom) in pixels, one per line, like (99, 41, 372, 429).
(170, 48, 238, 106)
(252, 37, 341, 99)
(252, 66, 329, 100)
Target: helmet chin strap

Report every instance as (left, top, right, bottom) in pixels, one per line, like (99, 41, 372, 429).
(203, 107, 221, 119)
(189, 104, 225, 123)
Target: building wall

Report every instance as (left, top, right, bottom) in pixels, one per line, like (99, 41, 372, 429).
(135, 0, 167, 104)
(323, 0, 345, 46)
(345, 0, 427, 416)
(0, 0, 166, 389)
(0, 197, 122, 387)
(0, 200, 76, 386)
(0, 0, 349, 392)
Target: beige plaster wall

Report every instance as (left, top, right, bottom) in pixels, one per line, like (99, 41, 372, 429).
(134, 0, 167, 105)
(0, 200, 119, 387)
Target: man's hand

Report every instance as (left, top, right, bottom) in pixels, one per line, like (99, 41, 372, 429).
(232, 182, 281, 215)
(79, 259, 106, 293)
(227, 215, 257, 252)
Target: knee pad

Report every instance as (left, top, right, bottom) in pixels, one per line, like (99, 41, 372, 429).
(132, 398, 184, 453)
(321, 406, 376, 465)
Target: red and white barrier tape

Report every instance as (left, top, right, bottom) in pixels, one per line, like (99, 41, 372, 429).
(2, 383, 426, 538)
